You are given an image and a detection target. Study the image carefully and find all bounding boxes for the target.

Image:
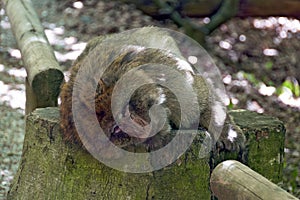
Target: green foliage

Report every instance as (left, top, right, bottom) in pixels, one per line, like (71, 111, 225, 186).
(290, 168, 299, 191)
(283, 163, 299, 195)
(240, 71, 260, 86)
(277, 78, 300, 97)
(227, 100, 234, 110)
(264, 61, 273, 70)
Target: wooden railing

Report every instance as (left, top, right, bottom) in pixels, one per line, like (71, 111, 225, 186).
(210, 160, 298, 200)
(3, 0, 64, 114)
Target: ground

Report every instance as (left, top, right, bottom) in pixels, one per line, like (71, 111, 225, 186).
(0, 0, 299, 198)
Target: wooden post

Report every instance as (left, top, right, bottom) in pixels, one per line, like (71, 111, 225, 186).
(3, 0, 64, 114)
(212, 110, 285, 183)
(7, 108, 287, 199)
(232, 110, 285, 182)
(210, 160, 298, 200)
(7, 108, 211, 199)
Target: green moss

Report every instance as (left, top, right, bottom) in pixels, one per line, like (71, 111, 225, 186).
(230, 110, 285, 183)
(9, 108, 211, 200)
(8, 108, 285, 199)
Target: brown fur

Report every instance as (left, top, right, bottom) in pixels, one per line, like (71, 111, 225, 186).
(60, 27, 245, 153)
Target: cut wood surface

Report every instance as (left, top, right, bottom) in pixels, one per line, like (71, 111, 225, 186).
(3, 0, 64, 114)
(210, 160, 298, 200)
(118, 0, 300, 18)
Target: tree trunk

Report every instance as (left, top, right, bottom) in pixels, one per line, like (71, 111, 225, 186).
(118, 0, 300, 18)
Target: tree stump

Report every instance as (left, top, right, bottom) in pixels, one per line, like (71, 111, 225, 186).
(7, 107, 211, 199)
(7, 108, 285, 199)
(220, 110, 285, 183)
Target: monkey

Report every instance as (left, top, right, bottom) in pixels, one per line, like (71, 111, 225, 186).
(60, 27, 245, 156)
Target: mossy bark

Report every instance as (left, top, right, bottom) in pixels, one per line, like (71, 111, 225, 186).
(213, 110, 285, 183)
(8, 107, 210, 200)
(8, 108, 285, 199)
(230, 110, 285, 183)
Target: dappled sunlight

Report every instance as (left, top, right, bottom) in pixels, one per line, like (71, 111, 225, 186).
(44, 29, 65, 45)
(73, 1, 84, 9)
(8, 49, 21, 59)
(247, 100, 264, 113)
(202, 17, 210, 24)
(258, 83, 276, 96)
(0, 63, 26, 111)
(253, 17, 300, 35)
(230, 97, 239, 105)
(44, 26, 87, 62)
(0, 81, 25, 111)
(238, 34, 246, 42)
(0, 169, 14, 192)
(213, 16, 300, 111)
(279, 87, 300, 109)
(0, 6, 87, 112)
(219, 40, 232, 50)
(187, 56, 198, 64)
(224, 71, 300, 111)
(0, 64, 4, 72)
(54, 49, 84, 62)
(222, 74, 232, 84)
(7, 68, 26, 78)
(263, 48, 278, 56)
(214, 17, 300, 67)
(0, 9, 10, 29)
